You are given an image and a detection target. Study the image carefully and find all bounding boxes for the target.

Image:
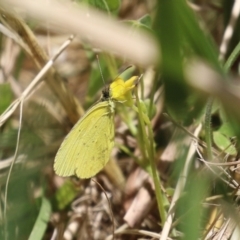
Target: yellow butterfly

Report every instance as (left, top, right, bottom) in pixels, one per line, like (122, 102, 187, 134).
(54, 76, 138, 179)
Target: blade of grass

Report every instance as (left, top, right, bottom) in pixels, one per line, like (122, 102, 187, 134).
(4, 100, 23, 240)
(161, 124, 202, 240)
(224, 41, 240, 72)
(28, 197, 51, 240)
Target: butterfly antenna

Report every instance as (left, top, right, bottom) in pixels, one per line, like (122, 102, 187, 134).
(96, 55, 106, 86)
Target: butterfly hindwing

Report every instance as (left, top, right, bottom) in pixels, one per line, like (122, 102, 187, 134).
(54, 101, 115, 179)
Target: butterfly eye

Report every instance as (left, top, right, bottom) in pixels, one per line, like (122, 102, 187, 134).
(101, 86, 110, 101)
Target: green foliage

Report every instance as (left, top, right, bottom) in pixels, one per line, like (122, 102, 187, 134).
(29, 197, 51, 240)
(80, 0, 120, 13)
(154, 0, 222, 124)
(54, 180, 79, 210)
(124, 14, 153, 33)
(1, 172, 44, 239)
(0, 83, 12, 114)
(213, 131, 237, 155)
(176, 172, 209, 240)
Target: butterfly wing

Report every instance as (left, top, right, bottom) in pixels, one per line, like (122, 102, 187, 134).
(54, 101, 115, 179)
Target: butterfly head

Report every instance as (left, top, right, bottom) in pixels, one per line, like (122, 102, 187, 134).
(101, 86, 111, 101)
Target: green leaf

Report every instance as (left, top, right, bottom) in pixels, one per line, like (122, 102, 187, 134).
(55, 180, 79, 210)
(124, 14, 153, 33)
(28, 197, 51, 240)
(81, 0, 120, 13)
(118, 65, 136, 80)
(218, 122, 236, 137)
(213, 131, 237, 155)
(0, 83, 12, 114)
(139, 14, 152, 28)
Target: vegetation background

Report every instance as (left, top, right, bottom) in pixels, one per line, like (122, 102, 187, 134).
(0, 0, 240, 239)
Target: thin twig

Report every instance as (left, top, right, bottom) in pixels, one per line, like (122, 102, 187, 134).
(0, 35, 74, 127)
(91, 179, 115, 240)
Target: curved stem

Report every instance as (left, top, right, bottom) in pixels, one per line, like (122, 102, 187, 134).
(134, 88, 166, 223)
(205, 97, 214, 161)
